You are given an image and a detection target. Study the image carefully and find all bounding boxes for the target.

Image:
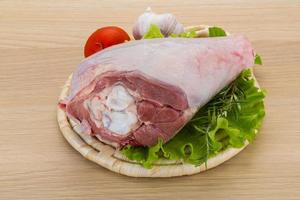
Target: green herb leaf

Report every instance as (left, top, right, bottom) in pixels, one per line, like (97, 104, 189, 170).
(208, 27, 227, 37)
(254, 54, 263, 65)
(143, 24, 164, 39)
(171, 30, 198, 38)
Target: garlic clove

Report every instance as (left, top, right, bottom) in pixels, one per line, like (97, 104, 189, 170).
(132, 7, 184, 40)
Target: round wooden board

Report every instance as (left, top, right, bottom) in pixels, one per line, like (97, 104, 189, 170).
(57, 25, 259, 177)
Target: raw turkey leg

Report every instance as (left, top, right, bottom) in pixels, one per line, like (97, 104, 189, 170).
(60, 35, 254, 147)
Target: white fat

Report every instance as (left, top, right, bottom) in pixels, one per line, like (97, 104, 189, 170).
(106, 85, 134, 111)
(102, 111, 138, 135)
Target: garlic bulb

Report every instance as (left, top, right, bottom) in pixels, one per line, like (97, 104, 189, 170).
(132, 7, 184, 39)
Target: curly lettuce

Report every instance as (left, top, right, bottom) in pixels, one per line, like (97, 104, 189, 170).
(143, 24, 164, 39)
(208, 27, 227, 37)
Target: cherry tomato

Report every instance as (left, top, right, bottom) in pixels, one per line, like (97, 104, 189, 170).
(84, 26, 130, 57)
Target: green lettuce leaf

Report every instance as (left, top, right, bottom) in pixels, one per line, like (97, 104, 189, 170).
(208, 27, 227, 37)
(143, 24, 164, 39)
(255, 54, 263, 65)
(122, 139, 163, 168)
(170, 30, 197, 38)
(121, 69, 265, 168)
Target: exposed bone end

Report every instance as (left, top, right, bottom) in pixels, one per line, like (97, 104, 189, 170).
(106, 85, 135, 111)
(86, 84, 139, 136)
(103, 111, 138, 135)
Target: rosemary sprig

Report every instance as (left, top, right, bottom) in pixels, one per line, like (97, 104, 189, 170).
(194, 76, 247, 122)
(190, 74, 249, 167)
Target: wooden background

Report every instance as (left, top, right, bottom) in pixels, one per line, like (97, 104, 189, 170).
(1, 0, 300, 199)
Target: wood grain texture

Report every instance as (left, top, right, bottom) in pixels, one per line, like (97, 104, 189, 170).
(0, 0, 300, 199)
